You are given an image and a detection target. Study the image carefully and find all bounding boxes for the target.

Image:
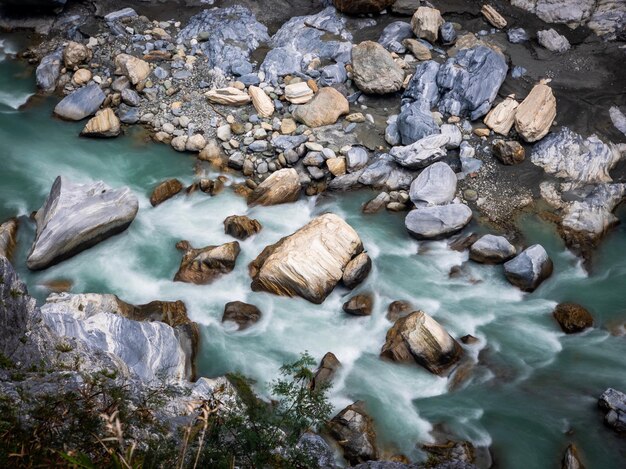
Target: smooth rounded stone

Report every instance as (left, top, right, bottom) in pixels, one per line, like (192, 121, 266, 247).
(493, 140, 525, 165)
(481, 4, 507, 28)
(358, 157, 414, 190)
(352, 41, 404, 95)
(346, 146, 369, 172)
(378, 21, 414, 51)
(405, 204, 473, 240)
(311, 352, 341, 391)
(363, 192, 391, 214)
(381, 310, 463, 375)
(397, 101, 441, 145)
(171, 135, 188, 152)
(409, 161, 457, 206)
(206, 87, 251, 105)
(343, 293, 373, 316)
(402, 60, 441, 107)
(249, 85, 274, 118)
(174, 240, 240, 285)
(72, 68, 92, 86)
(390, 134, 449, 169)
(598, 388, 626, 433)
(150, 179, 183, 206)
(249, 213, 364, 304)
(327, 157, 347, 176)
(440, 123, 462, 149)
(440, 21, 457, 45)
(503, 244, 553, 292)
(508, 27, 529, 43)
(36, 49, 62, 92)
(411, 6, 444, 42)
(121, 88, 141, 107)
(537, 28, 571, 53)
(469, 234, 516, 264)
(514, 84, 557, 143)
(114, 53, 150, 85)
(562, 444, 584, 469)
(0, 218, 18, 260)
(247, 168, 301, 206)
(553, 303, 594, 333)
(223, 215, 262, 240)
(272, 134, 308, 152)
(80, 108, 121, 138)
(342, 252, 372, 289)
(27, 176, 138, 270)
(54, 84, 106, 121)
(293, 87, 349, 128)
(285, 82, 314, 104)
(437, 46, 508, 121)
(328, 401, 378, 465)
(222, 301, 262, 330)
(333, 0, 395, 14)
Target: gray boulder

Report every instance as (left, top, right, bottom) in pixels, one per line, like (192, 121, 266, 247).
(378, 21, 413, 52)
(328, 401, 378, 465)
(53, 84, 105, 121)
(401, 60, 441, 107)
(390, 134, 449, 169)
(440, 22, 457, 45)
(347, 146, 369, 173)
(537, 28, 571, 52)
(469, 234, 516, 264)
(440, 123, 462, 149)
(405, 204, 472, 239)
(397, 100, 440, 145)
(27, 176, 138, 270)
(503, 244, 553, 291)
(358, 156, 414, 190)
(599, 388, 626, 432)
(320, 63, 348, 86)
(36, 49, 62, 93)
(409, 161, 457, 206)
(342, 252, 372, 289)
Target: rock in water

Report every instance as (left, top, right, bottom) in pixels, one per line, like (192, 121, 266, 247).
(174, 240, 240, 285)
(224, 215, 262, 240)
(562, 444, 584, 469)
(247, 168, 301, 206)
(481, 5, 507, 28)
(351, 41, 404, 95)
(342, 252, 372, 289)
(358, 156, 414, 190)
(248, 86, 274, 118)
(493, 140, 525, 165)
(405, 204, 473, 239)
(285, 82, 315, 104)
(411, 7, 444, 42)
(469, 234, 516, 263)
(537, 28, 571, 53)
(333, 0, 395, 14)
(54, 84, 105, 121)
(27, 177, 138, 270)
(81, 108, 121, 138)
(222, 301, 262, 330)
(0, 218, 18, 260)
(343, 293, 373, 316)
(381, 310, 463, 375)
(515, 83, 557, 142)
(150, 179, 183, 206)
(553, 303, 594, 333)
(36, 49, 62, 93)
(503, 244, 553, 292)
(63, 41, 91, 69)
(390, 133, 449, 169)
(397, 100, 441, 145)
(598, 388, 626, 433)
(311, 352, 341, 391)
(328, 401, 378, 465)
(249, 213, 364, 304)
(409, 161, 457, 206)
(293, 87, 349, 127)
(114, 54, 150, 85)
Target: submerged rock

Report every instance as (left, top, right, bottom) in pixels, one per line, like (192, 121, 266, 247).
(54, 84, 105, 121)
(352, 41, 404, 95)
(381, 310, 463, 375)
(390, 134, 449, 169)
(409, 161, 457, 206)
(81, 108, 120, 138)
(515, 84, 556, 143)
(222, 301, 262, 330)
(293, 87, 349, 127)
(503, 244, 553, 292)
(27, 177, 138, 270)
(150, 179, 183, 206)
(470, 234, 516, 264)
(405, 204, 473, 239)
(328, 401, 378, 465)
(174, 240, 240, 285)
(248, 168, 301, 206)
(0, 218, 18, 260)
(249, 213, 363, 304)
(342, 252, 372, 289)
(598, 388, 626, 432)
(553, 303, 594, 333)
(224, 215, 262, 240)
(311, 352, 341, 391)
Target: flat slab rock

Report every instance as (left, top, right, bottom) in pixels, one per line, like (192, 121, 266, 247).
(27, 176, 138, 270)
(351, 41, 404, 95)
(249, 213, 364, 304)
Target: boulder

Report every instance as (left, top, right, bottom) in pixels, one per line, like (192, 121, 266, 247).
(248, 86, 274, 118)
(114, 54, 150, 85)
(186, 134, 207, 152)
(503, 244, 553, 292)
(562, 444, 584, 469)
(222, 301, 262, 330)
(63, 41, 91, 69)
(333, 0, 395, 14)
(36, 50, 62, 92)
(484, 97, 519, 135)
(72, 69, 92, 86)
(469, 234, 516, 264)
(378, 21, 414, 52)
(249, 213, 363, 304)
(493, 140, 525, 165)
(206, 87, 251, 106)
(54, 84, 105, 121)
(598, 388, 626, 433)
(537, 29, 571, 53)
(293, 87, 349, 127)
(0, 218, 18, 260)
(347, 146, 369, 172)
(80, 108, 120, 138)
(248, 168, 301, 206)
(328, 401, 378, 465)
(285, 82, 315, 104)
(343, 293, 373, 316)
(174, 240, 240, 285)
(514, 84, 556, 143)
(150, 179, 183, 206)
(358, 157, 414, 190)
(405, 204, 473, 239)
(327, 157, 347, 176)
(409, 161, 457, 206)
(440, 21, 458, 45)
(411, 7, 444, 43)
(508, 27, 529, 43)
(553, 303, 593, 333)
(402, 60, 441, 105)
(342, 252, 372, 289)
(27, 177, 138, 270)
(391, 134, 449, 170)
(224, 215, 262, 240)
(481, 5, 507, 28)
(396, 101, 440, 145)
(311, 352, 341, 391)
(380, 310, 463, 374)
(440, 123, 462, 149)
(352, 41, 404, 95)
(363, 192, 390, 214)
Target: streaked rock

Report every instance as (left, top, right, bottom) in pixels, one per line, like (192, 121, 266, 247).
(343, 293, 373, 316)
(562, 444, 585, 469)
(515, 84, 556, 142)
(503, 244, 553, 291)
(174, 240, 240, 285)
(411, 6, 444, 42)
(328, 401, 378, 465)
(81, 108, 120, 138)
(311, 352, 341, 391)
(222, 301, 262, 330)
(396, 100, 440, 145)
(481, 5, 507, 28)
(248, 85, 274, 118)
(285, 82, 314, 104)
(409, 161, 457, 206)
(469, 234, 516, 263)
(224, 215, 262, 240)
(390, 134, 449, 169)
(150, 179, 183, 206)
(352, 41, 404, 95)
(484, 96, 519, 135)
(598, 388, 626, 433)
(247, 168, 301, 206)
(405, 204, 473, 239)
(205, 87, 251, 105)
(0, 218, 18, 260)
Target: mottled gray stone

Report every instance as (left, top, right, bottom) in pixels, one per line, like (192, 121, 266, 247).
(537, 28, 571, 52)
(390, 134, 449, 169)
(378, 21, 413, 51)
(599, 388, 626, 432)
(503, 244, 553, 291)
(346, 146, 369, 172)
(401, 60, 441, 108)
(54, 84, 105, 121)
(358, 156, 414, 190)
(409, 161, 457, 206)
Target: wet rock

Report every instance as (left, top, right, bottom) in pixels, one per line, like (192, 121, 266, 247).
(405, 204, 473, 240)
(343, 293, 373, 316)
(381, 310, 463, 374)
(553, 303, 593, 333)
(27, 177, 138, 270)
(484, 96, 519, 135)
(80, 108, 120, 138)
(469, 234, 516, 264)
(224, 215, 262, 240)
(114, 54, 150, 86)
(402, 60, 440, 108)
(206, 87, 251, 106)
(481, 5, 507, 28)
(358, 157, 414, 190)
(36, 49, 62, 92)
(378, 21, 414, 52)
(333, 0, 395, 14)
(248, 168, 301, 206)
(493, 140, 525, 165)
(437, 46, 508, 120)
(409, 161, 457, 206)
(422, 440, 476, 467)
(150, 179, 183, 206)
(391, 134, 449, 170)
(328, 401, 378, 465)
(598, 388, 626, 432)
(397, 101, 440, 145)
(0, 218, 18, 260)
(404, 38, 433, 60)
(293, 87, 349, 127)
(352, 41, 404, 95)
(503, 244, 553, 292)
(411, 6, 444, 42)
(515, 84, 556, 143)
(508, 27, 529, 43)
(174, 240, 240, 285)
(249, 213, 363, 304)
(386, 300, 412, 321)
(222, 301, 261, 330)
(54, 84, 105, 121)
(363, 192, 391, 214)
(63, 41, 90, 69)
(249, 86, 274, 118)
(342, 252, 372, 289)
(562, 444, 584, 469)
(311, 352, 341, 391)
(537, 28, 571, 53)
